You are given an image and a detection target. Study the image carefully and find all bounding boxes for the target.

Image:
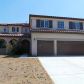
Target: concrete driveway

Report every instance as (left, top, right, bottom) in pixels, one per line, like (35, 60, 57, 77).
(39, 57, 84, 84)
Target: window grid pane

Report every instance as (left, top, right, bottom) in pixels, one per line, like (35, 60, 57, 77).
(75, 22, 80, 29)
(17, 27, 19, 32)
(49, 20, 52, 28)
(12, 27, 15, 32)
(58, 21, 64, 29)
(36, 20, 40, 27)
(45, 21, 49, 28)
(40, 20, 44, 27)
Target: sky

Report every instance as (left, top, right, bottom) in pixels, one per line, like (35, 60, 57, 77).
(0, 0, 84, 23)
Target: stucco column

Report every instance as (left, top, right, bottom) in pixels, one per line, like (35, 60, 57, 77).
(54, 40, 57, 56)
(6, 39, 12, 54)
(6, 41, 9, 54)
(32, 38, 37, 56)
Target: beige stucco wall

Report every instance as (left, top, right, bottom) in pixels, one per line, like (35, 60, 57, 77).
(31, 32, 84, 56)
(30, 17, 84, 30)
(0, 25, 23, 34)
(0, 25, 30, 34)
(0, 26, 7, 33)
(9, 26, 22, 33)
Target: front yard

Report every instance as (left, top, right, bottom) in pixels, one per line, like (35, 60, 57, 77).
(0, 56, 53, 84)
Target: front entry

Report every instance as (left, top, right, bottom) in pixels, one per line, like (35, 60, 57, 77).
(21, 39, 30, 54)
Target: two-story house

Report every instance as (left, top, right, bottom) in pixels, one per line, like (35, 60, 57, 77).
(0, 23, 30, 55)
(30, 14, 84, 56)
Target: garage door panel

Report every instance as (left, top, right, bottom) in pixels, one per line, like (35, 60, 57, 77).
(37, 40, 54, 56)
(57, 41, 84, 55)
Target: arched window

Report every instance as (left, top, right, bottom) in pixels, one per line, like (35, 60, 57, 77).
(0, 39, 6, 48)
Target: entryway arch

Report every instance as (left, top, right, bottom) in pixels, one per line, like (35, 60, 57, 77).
(0, 39, 6, 48)
(9, 39, 17, 47)
(0, 39, 7, 55)
(21, 39, 30, 54)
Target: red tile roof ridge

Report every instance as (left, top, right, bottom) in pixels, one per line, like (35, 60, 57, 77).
(31, 29, 84, 34)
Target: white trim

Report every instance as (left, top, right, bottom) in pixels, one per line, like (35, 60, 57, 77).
(34, 37, 84, 41)
(54, 40, 57, 55)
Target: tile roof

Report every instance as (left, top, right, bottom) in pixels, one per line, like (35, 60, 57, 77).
(31, 29, 84, 34)
(0, 23, 29, 26)
(0, 34, 24, 37)
(30, 14, 84, 21)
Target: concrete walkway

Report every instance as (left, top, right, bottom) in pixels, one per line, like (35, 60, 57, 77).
(39, 57, 84, 84)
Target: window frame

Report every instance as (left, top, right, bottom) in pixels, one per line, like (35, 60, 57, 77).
(12, 27, 16, 32)
(69, 22, 83, 30)
(45, 20, 49, 28)
(16, 27, 19, 32)
(12, 27, 19, 32)
(36, 19, 53, 28)
(75, 22, 81, 30)
(57, 21, 64, 29)
(40, 20, 44, 27)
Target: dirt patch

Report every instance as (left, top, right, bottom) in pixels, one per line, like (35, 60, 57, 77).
(0, 58, 53, 84)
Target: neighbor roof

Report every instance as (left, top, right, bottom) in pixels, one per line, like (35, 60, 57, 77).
(0, 34, 24, 37)
(0, 23, 29, 26)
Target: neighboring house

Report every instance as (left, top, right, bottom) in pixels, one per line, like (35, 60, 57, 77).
(0, 23, 30, 55)
(30, 14, 84, 56)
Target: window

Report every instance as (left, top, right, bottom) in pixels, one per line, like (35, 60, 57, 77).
(4, 28, 6, 32)
(75, 22, 80, 29)
(12, 27, 19, 32)
(36, 20, 40, 27)
(17, 27, 19, 32)
(36, 19, 53, 28)
(69, 22, 75, 29)
(80, 22, 83, 30)
(3, 27, 9, 33)
(40, 20, 44, 27)
(45, 20, 49, 28)
(12, 27, 15, 32)
(58, 21, 64, 29)
(22, 27, 29, 33)
(69, 22, 83, 30)
(49, 20, 52, 28)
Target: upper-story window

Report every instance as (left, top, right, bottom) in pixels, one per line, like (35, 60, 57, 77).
(40, 20, 44, 27)
(57, 21, 64, 29)
(16, 27, 19, 32)
(22, 27, 29, 33)
(12, 27, 16, 32)
(75, 22, 81, 29)
(4, 28, 7, 32)
(3, 27, 9, 33)
(36, 19, 53, 28)
(69, 22, 83, 30)
(12, 27, 19, 32)
(45, 20, 49, 28)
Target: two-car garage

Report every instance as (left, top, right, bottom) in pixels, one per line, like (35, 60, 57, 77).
(31, 32, 84, 56)
(37, 40, 84, 56)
